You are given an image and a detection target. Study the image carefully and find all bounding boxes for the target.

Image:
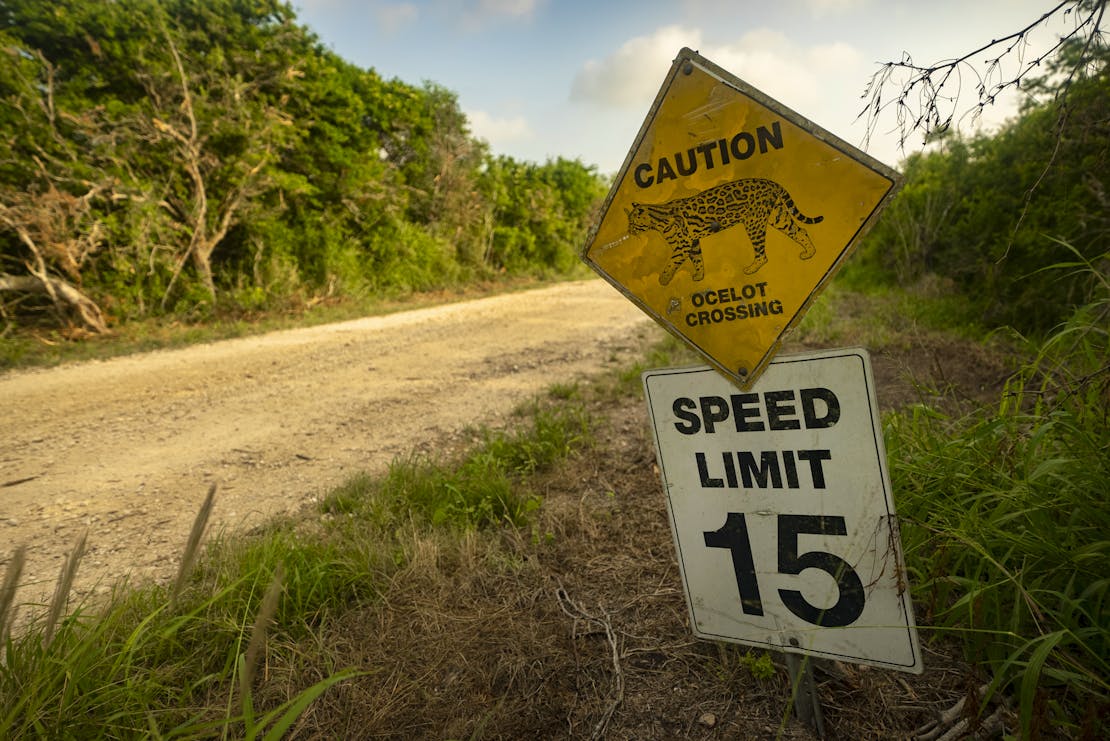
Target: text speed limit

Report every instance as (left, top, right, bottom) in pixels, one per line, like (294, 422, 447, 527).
(643, 349, 922, 673)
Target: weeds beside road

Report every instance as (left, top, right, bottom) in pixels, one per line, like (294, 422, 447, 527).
(1, 283, 1106, 738)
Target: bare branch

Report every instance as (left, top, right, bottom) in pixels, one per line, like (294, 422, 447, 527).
(859, 1, 1106, 153)
(0, 177, 112, 333)
(161, 22, 198, 146)
(0, 273, 107, 333)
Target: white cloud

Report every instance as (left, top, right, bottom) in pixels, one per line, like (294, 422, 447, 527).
(811, 41, 863, 69)
(459, 0, 543, 30)
(376, 2, 419, 33)
(571, 26, 703, 107)
(705, 31, 820, 108)
(705, 33, 866, 111)
(566, 24, 875, 167)
(477, 0, 540, 18)
(681, 0, 870, 19)
(466, 109, 533, 145)
(804, 0, 870, 16)
(700, 33, 875, 150)
(570, 26, 866, 115)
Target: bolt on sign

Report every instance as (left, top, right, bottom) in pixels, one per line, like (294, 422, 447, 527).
(642, 348, 922, 672)
(583, 48, 900, 389)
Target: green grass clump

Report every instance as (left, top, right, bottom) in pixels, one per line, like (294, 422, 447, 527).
(322, 402, 590, 530)
(887, 264, 1109, 736)
(793, 280, 986, 347)
(0, 389, 593, 738)
(0, 559, 358, 738)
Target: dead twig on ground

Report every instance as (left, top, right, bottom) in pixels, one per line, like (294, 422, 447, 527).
(556, 584, 624, 740)
(914, 683, 1011, 740)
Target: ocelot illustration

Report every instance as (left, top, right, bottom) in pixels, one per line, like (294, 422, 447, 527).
(626, 177, 823, 284)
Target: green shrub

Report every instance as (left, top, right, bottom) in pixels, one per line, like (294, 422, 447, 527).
(887, 252, 1109, 735)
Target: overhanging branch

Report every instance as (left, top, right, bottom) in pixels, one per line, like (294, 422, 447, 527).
(859, 1, 1107, 152)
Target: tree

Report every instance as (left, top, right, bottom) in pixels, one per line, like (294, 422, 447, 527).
(479, 156, 607, 274)
(413, 83, 491, 266)
(117, 0, 305, 308)
(261, 53, 403, 287)
(0, 0, 308, 326)
(0, 0, 611, 335)
(0, 25, 111, 332)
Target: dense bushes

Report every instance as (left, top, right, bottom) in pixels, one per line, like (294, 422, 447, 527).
(845, 34, 1109, 731)
(0, 0, 607, 332)
(846, 57, 1108, 336)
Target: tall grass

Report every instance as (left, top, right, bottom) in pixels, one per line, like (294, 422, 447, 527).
(887, 250, 1109, 736)
(0, 392, 591, 737)
(0, 506, 366, 738)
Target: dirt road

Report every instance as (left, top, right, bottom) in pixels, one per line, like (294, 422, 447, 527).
(0, 280, 657, 618)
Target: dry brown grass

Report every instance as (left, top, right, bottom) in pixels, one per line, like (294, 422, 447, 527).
(251, 376, 989, 739)
(0, 299, 1038, 739)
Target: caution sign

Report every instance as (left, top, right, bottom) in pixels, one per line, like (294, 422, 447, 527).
(643, 348, 922, 673)
(583, 48, 900, 389)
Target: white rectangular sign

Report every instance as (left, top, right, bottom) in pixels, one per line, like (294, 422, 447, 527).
(643, 348, 922, 673)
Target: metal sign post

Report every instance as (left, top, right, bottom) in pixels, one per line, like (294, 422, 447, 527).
(785, 651, 825, 737)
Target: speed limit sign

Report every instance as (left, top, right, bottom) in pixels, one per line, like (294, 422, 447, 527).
(643, 348, 922, 672)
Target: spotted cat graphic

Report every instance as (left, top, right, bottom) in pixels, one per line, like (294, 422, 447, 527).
(626, 177, 822, 284)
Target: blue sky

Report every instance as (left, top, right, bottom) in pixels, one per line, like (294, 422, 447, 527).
(293, 0, 1074, 174)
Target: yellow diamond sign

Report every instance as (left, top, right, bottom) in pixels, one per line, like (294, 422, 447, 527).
(582, 48, 900, 389)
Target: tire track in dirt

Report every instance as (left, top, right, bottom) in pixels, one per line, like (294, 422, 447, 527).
(0, 280, 658, 621)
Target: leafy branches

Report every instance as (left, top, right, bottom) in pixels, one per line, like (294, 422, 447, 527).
(0, 0, 608, 335)
(849, 7, 1108, 335)
(0, 185, 109, 333)
(0, 30, 113, 332)
(142, 14, 285, 307)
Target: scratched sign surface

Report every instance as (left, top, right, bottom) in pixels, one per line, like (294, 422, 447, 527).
(583, 48, 899, 389)
(642, 348, 922, 672)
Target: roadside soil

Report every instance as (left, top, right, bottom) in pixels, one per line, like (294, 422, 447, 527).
(283, 297, 1022, 740)
(1, 279, 1023, 738)
(0, 280, 656, 617)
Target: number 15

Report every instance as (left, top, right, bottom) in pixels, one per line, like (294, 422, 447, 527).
(703, 513, 865, 627)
